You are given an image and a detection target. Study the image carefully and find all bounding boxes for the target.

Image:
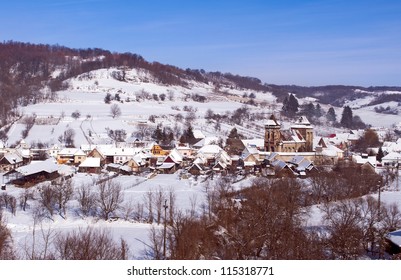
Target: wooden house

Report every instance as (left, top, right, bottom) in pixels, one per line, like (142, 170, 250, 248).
(78, 157, 101, 174)
(7, 159, 59, 186)
(0, 152, 24, 172)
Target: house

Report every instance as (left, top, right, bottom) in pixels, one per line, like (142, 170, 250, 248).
(87, 147, 106, 165)
(315, 137, 345, 161)
(163, 148, 183, 168)
(175, 143, 195, 159)
(381, 152, 401, 167)
(241, 138, 265, 151)
(386, 229, 401, 255)
(0, 152, 24, 172)
(287, 155, 315, 177)
(155, 162, 177, 174)
(213, 150, 232, 174)
(106, 163, 133, 175)
(127, 154, 147, 173)
(188, 163, 204, 175)
(78, 157, 101, 174)
(352, 154, 377, 168)
(268, 159, 294, 177)
(147, 142, 169, 156)
(57, 148, 86, 165)
(7, 159, 59, 186)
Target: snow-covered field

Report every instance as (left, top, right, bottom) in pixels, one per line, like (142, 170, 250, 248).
(1, 171, 256, 259)
(2, 169, 401, 260)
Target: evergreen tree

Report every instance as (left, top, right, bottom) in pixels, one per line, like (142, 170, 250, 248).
(340, 106, 353, 128)
(299, 102, 315, 119)
(152, 124, 163, 143)
(376, 146, 384, 162)
(180, 124, 196, 144)
(282, 93, 299, 117)
(315, 103, 323, 118)
(104, 93, 112, 104)
(227, 127, 241, 139)
(326, 107, 337, 122)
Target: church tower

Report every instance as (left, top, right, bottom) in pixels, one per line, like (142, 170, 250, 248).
(264, 115, 281, 152)
(291, 116, 314, 151)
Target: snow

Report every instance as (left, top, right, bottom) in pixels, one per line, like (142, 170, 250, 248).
(4, 65, 401, 260)
(15, 159, 58, 175)
(79, 157, 100, 168)
(1, 172, 212, 259)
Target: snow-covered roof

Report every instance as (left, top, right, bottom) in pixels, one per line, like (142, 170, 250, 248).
(387, 229, 401, 247)
(352, 155, 377, 166)
(1, 152, 23, 164)
(193, 136, 220, 148)
(17, 148, 31, 158)
(58, 148, 80, 156)
(16, 159, 58, 176)
(382, 141, 401, 153)
(167, 148, 183, 163)
(157, 162, 175, 169)
(265, 119, 279, 126)
(192, 129, 206, 139)
(288, 155, 305, 165)
(242, 146, 259, 159)
(271, 159, 288, 171)
(382, 152, 401, 161)
(321, 145, 344, 157)
(197, 144, 223, 156)
(241, 138, 265, 150)
(266, 152, 280, 161)
(79, 157, 101, 168)
(294, 116, 311, 126)
(74, 149, 86, 156)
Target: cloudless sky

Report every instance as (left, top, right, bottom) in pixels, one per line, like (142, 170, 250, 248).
(1, 0, 401, 86)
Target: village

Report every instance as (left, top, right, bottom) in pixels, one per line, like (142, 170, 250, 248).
(1, 113, 399, 189)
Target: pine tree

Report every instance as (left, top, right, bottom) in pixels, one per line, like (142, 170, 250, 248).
(326, 107, 337, 122)
(299, 102, 315, 119)
(104, 93, 112, 104)
(227, 127, 241, 139)
(282, 93, 299, 117)
(376, 146, 384, 162)
(315, 103, 323, 118)
(340, 106, 353, 128)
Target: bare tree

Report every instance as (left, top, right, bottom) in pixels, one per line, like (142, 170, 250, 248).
(97, 179, 124, 220)
(154, 187, 166, 225)
(1, 193, 17, 215)
(135, 123, 151, 139)
(146, 225, 164, 260)
(63, 128, 75, 147)
(110, 103, 122, 118)
(121, 198, 135, 221)
(0, 211, 16, 259)
(322, 200, 365, 259)
(53, 178, 74, 218)
(144, 191, 154, 223)
(37, 183, 57, 219)
(54, 227, 129, 260)
(19, 188, 34, 211)
(77, 183, 97, 217)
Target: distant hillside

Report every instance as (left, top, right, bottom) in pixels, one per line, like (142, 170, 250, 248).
(268, 84, 401, 106)
(0, 41, 272, 124)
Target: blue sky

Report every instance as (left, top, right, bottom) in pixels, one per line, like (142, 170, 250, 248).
(1, 0, 401, 86)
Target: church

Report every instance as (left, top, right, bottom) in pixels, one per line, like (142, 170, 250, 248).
(264, 115, 314, 153)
